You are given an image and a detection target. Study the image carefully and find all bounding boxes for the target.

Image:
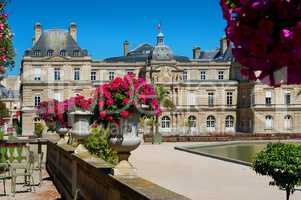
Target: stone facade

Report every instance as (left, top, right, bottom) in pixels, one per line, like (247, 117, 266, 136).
(20, 23, 301, 136)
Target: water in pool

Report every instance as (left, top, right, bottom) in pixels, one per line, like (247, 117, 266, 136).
(191, 143, 268, 163)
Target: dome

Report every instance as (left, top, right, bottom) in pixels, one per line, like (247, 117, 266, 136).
(152, 31, 174, 61)
(152, 45, 173, 61)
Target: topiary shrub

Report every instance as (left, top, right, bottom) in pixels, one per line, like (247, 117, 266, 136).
(84, 127, 118, 165)
(253, 143, 301, 200)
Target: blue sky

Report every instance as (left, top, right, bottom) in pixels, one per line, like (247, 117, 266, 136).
(6, 0, 226, 75)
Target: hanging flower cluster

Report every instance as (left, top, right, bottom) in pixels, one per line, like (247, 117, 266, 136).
(91, 73, 161, 126)
(0, 1, 14, 73)
(221, 0, 301, 86)
(37, 95, 92, 130)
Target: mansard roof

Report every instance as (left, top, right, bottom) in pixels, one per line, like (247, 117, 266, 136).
(104, 43, 190, 63)
(24, 29, 88, 57)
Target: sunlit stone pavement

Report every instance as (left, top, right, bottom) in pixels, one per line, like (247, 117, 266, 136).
(0, 170, 61, 200)
(130, 142, 301, 200)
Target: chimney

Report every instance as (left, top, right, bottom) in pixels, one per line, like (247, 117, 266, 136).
(123, 40, 129, 56)
(220, 37, 228, 54)
(193, 47, 201, 59)
(34, 23, 42, 44)
(69, 23, 77, 41)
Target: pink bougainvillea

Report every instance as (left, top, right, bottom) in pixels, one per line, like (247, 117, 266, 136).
(221, 0, 301, 86)
(92, 73, 161, 126)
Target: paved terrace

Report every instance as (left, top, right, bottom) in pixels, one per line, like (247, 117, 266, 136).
(130, 142, 301, 200)
(0, 170, 61, 200)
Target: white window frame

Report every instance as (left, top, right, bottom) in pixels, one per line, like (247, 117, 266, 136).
(109, 71, 115, 81)
(226, 92, 233, 106)
(161, 116, 171, 132)
(34, 66, 41, 81)
(91, 70, 96, 81)
(208, 92, 214, 107)
(218, 71, 224, 80)
(265, 115, 273, 129)
(285, 92, 291, 105)
(200, 70, 206, 80)
(182, 70, 188, 81)
(54, 68, 61, 81)
(74, 68, 80, 80)
(265, 91, 272, 105)
(225, 115, 234, 128)
(284, 115, 292, 130)
(34, 95, 41, 107)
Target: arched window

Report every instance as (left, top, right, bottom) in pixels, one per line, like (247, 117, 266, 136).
(225, 115, 234, 128)
(265, 115, 273, 129)
(161, 116, 171, 129)
(60, 50, 66, 57)
(188, 116, 197, 127)
(47, 50, 54, 56)
(284, 115, 292, 130)
(207, 116, 215, 128)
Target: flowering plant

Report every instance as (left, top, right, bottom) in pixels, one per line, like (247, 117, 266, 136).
(36, 95, 92, 131)
(64, 95, 92, 112)
(0, 1, 14, 73)
(91, 73, 161, 126)
(221, 0, 301, 86)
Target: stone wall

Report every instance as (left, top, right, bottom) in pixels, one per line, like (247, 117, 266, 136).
(46, 140, 190, 200)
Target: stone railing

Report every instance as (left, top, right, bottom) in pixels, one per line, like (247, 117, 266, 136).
(46, 140, 190, 200)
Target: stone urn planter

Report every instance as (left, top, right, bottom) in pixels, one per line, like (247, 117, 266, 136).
(69, 110, 92, 155)
(56, 127, 69, 145)
(109, 113, 141, 177)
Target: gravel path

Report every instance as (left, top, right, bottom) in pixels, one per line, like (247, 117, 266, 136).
(130, 142, 301, 200)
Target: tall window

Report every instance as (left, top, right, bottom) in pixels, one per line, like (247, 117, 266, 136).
(265, 115, 273, 129)
(265, 91, 272, 105)
(188, 116, 197, 127)
(109, 71, 115, 81)
(74, 68, 80, 80)
(187, 93, 196, 105)
(225, 115, 234, 128)
(182, 70, 188, 81)
(207, 116, 216, 128)
(218, 71, 224, 80)
(200, 71, 206, 80)
(227, 92, 233, 106)
(284, 115, 292, 130)
(285, 93, 291, 105)
(47, 50, 53, 57)
(91, 70, 96, 81)
(161, 116, 171, 129)
(54, 68, 60, 81)
(34, 96, 40, 107)
(208, 92, 214, 107)
(34, 66, 41, 81)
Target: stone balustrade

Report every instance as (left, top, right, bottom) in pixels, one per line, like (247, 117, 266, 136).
(46, 140, 190, 200)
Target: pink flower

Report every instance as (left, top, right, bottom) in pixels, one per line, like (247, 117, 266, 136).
(120, 110, 129, 118)
(123, 98, 130, 105)
(99, 111, 106, 119)
(106, 99, 114, 106)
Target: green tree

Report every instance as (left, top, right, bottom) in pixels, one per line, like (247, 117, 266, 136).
(150, 85, 175, 144)
(253, 143, 301, 200)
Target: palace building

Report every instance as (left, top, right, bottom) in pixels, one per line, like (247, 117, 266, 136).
(20, 23, 301, 135)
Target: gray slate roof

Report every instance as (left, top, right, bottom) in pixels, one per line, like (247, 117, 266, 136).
(104, 43, 190, 63)
(25, 29, 88, 57)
